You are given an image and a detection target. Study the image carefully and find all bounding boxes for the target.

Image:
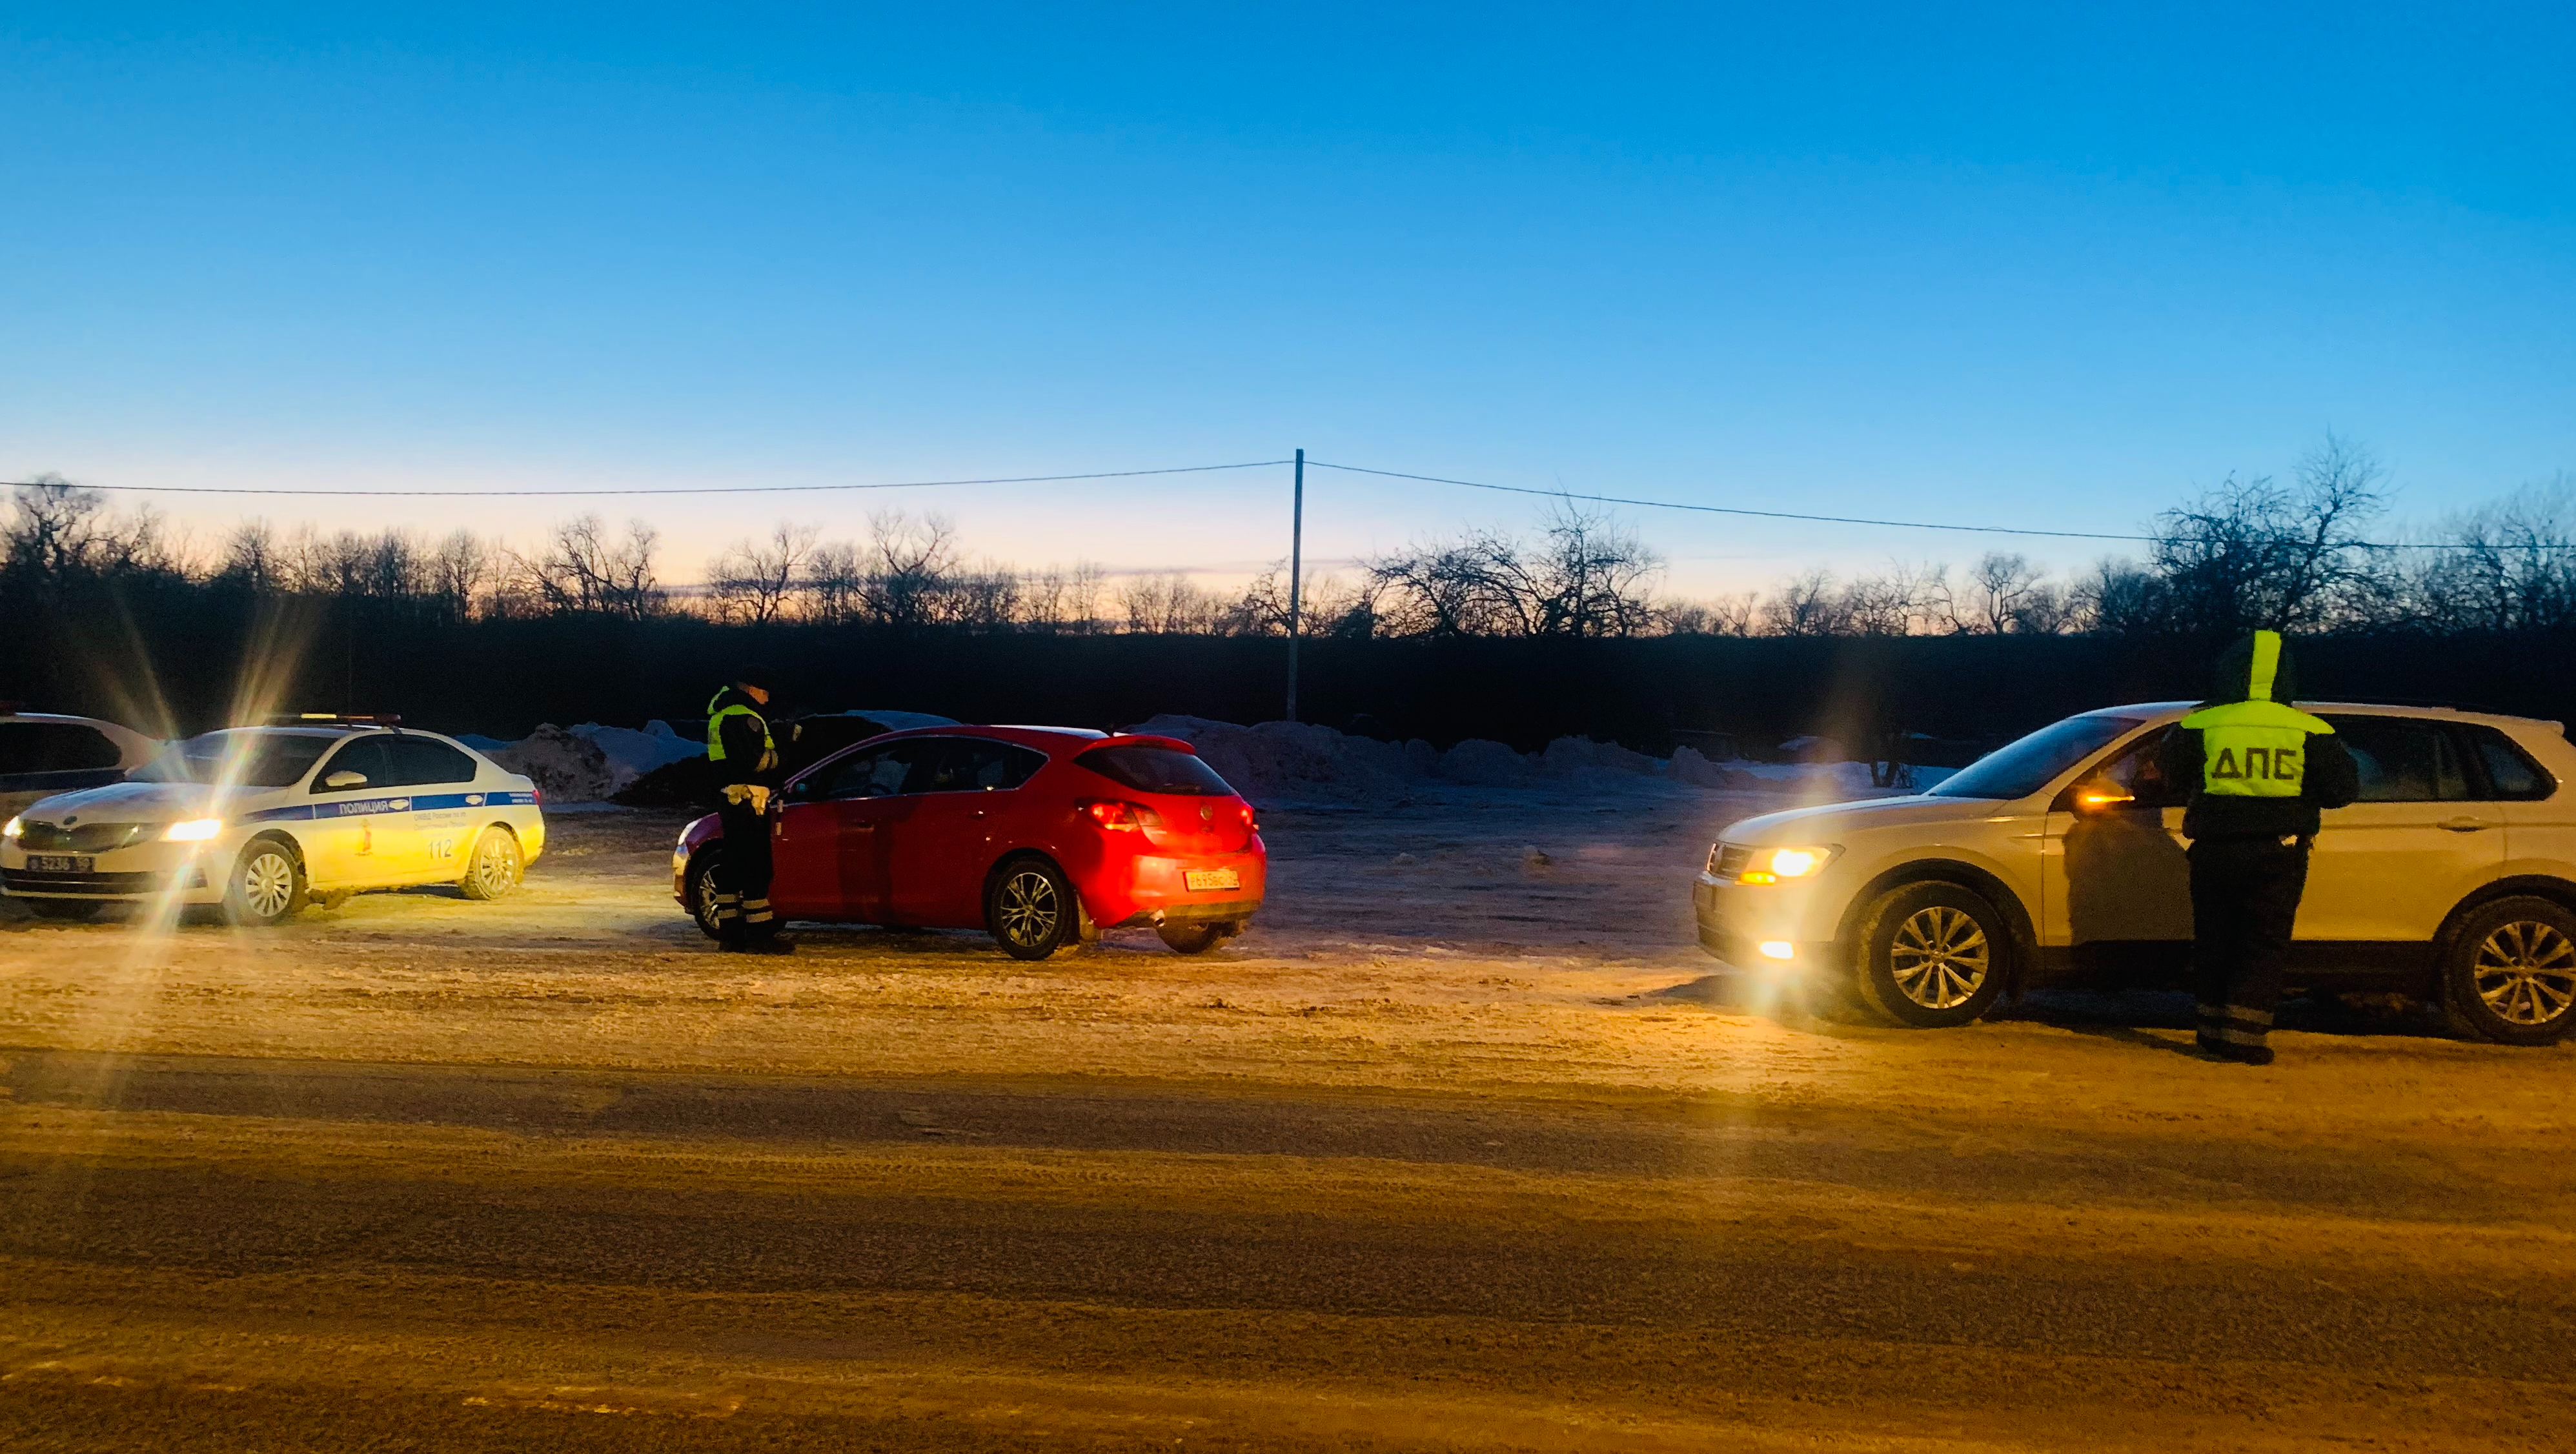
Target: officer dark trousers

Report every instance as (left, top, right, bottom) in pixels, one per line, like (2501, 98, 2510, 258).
(713, 798, 776, 945)
(2187, 834, 2309, 1056)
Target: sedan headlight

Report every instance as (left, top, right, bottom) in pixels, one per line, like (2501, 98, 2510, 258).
(1, 816, 19, 840)
(1735, 845, 1840, 884)
(163, 818, 225, 842)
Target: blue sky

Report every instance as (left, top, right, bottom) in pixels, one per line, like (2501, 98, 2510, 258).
(5, 3, 2571, 594)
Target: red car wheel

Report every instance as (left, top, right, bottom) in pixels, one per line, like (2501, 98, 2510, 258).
(988, 856, 1077, 960)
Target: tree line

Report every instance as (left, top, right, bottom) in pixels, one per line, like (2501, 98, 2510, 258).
(7, 436, 2574, 648)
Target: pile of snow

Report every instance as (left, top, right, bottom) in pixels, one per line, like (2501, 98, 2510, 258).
(458, 720, 703, 802)
(459, 724, 619, 802)
(1534, 736, 1661, 779)
(456, 709, 1947, 807)
(571, 720, 703, 787)
(1127, 716, 1435, 804)
(1669, 746, 1950, 795)
(1432, 737, 1530, 787)
(1128, 714, 1902, 806)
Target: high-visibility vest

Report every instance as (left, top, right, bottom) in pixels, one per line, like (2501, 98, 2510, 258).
(2180, 630, 2332, 798)
(705, 691, 777, 772)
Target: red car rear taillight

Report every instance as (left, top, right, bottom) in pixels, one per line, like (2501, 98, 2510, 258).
(1079, 799, 1161, 831)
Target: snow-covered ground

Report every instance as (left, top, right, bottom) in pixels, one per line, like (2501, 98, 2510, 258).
(1, 783, 2568, 1451)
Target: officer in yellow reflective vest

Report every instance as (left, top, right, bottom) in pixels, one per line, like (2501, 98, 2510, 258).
(2156, 630, 2357, 1063)
(705, 668, 793, 954)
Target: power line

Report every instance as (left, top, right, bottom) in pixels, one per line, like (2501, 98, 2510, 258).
(1303, 460, 2156, 542)
(5, 454, 2558, 550)
(0, 460, 1293, 498)
(1301, 460, 2560, 551)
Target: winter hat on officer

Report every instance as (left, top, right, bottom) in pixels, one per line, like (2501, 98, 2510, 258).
(2209, 630, 2300, 705)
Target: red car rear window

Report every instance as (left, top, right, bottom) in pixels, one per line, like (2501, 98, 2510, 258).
(1075, 745, 1236, 797)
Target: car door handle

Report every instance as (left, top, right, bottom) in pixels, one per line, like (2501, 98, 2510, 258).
(2438, 817, 2495, 833)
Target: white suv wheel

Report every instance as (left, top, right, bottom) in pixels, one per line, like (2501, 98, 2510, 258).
(2443, 896, 2576, 1046)
(1854, 882, 2008, 1029)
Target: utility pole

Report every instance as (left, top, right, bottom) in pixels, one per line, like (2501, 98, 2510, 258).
(1284, 448, 1304, 723)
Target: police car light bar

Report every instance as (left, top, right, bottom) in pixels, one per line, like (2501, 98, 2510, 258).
(263, 712, 404, 727)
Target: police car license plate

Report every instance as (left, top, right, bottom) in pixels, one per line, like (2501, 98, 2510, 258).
(28, 856, 90, 874)
(1184, 868, 1239, 892)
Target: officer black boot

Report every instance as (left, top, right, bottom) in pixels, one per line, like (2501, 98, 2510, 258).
(2195, 1003, 2276, 1065)
(740, 900, 796, 954)
(711, 893, 750, 953)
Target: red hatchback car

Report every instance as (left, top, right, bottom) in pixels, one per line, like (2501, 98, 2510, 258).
(673, 726, 1266, 958)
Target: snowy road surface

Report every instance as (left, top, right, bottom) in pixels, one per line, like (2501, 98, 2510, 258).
(2, 783, 2571, 1451)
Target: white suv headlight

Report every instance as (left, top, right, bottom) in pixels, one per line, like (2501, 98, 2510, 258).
(163, 818, 225, 842)
(1, 816, 20, 840)
(1736, 845, 1840, 884)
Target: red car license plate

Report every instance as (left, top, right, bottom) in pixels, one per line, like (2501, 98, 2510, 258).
(28, 856, 92, 874)
(1184, 868, 1239, 892)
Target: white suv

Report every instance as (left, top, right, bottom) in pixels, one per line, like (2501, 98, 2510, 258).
(2, 721, 545, 925)
(1696, 703, 2576, 1045)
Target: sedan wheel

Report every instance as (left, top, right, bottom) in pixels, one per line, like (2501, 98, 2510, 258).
(457, 827, 523, 901)
(1852, 882, 2007, 1028)
(988, 858, 1077, 960)
(224, 839, 307, 927)
(2443, 896, 2576, 1045)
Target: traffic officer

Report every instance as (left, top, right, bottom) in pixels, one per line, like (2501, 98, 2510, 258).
(705, 667, 793, 954)
(2156, 629, 2358, 1064)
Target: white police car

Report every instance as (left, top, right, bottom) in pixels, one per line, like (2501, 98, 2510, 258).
(0, 716, 544, 925)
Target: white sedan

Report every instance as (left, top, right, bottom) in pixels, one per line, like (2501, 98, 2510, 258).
(1, 720, 545, 925)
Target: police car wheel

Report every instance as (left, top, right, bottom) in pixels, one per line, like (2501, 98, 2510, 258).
(1852, 882, 2007, 1029)
(685, 851, 726, 940)
(223, 838, 308, 927)
(25, 898, 105, 922)
(988, 856, 1077, 961)
(2440, 896, 2576, 1046)
(458, 827, 523, 901)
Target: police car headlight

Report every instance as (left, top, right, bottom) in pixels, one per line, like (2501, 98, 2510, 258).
(1, 816, 19, 840)
(163, 818, 225, 842)
(1737, 845, 1840, 884)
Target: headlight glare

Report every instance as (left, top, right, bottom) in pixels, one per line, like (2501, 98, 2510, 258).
(1737, 845, 1839, 884)
(163, 818, 225, 842)
(1, 816, 19, 840)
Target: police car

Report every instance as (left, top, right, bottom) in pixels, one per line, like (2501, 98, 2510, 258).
(0, 716, 544, 925)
